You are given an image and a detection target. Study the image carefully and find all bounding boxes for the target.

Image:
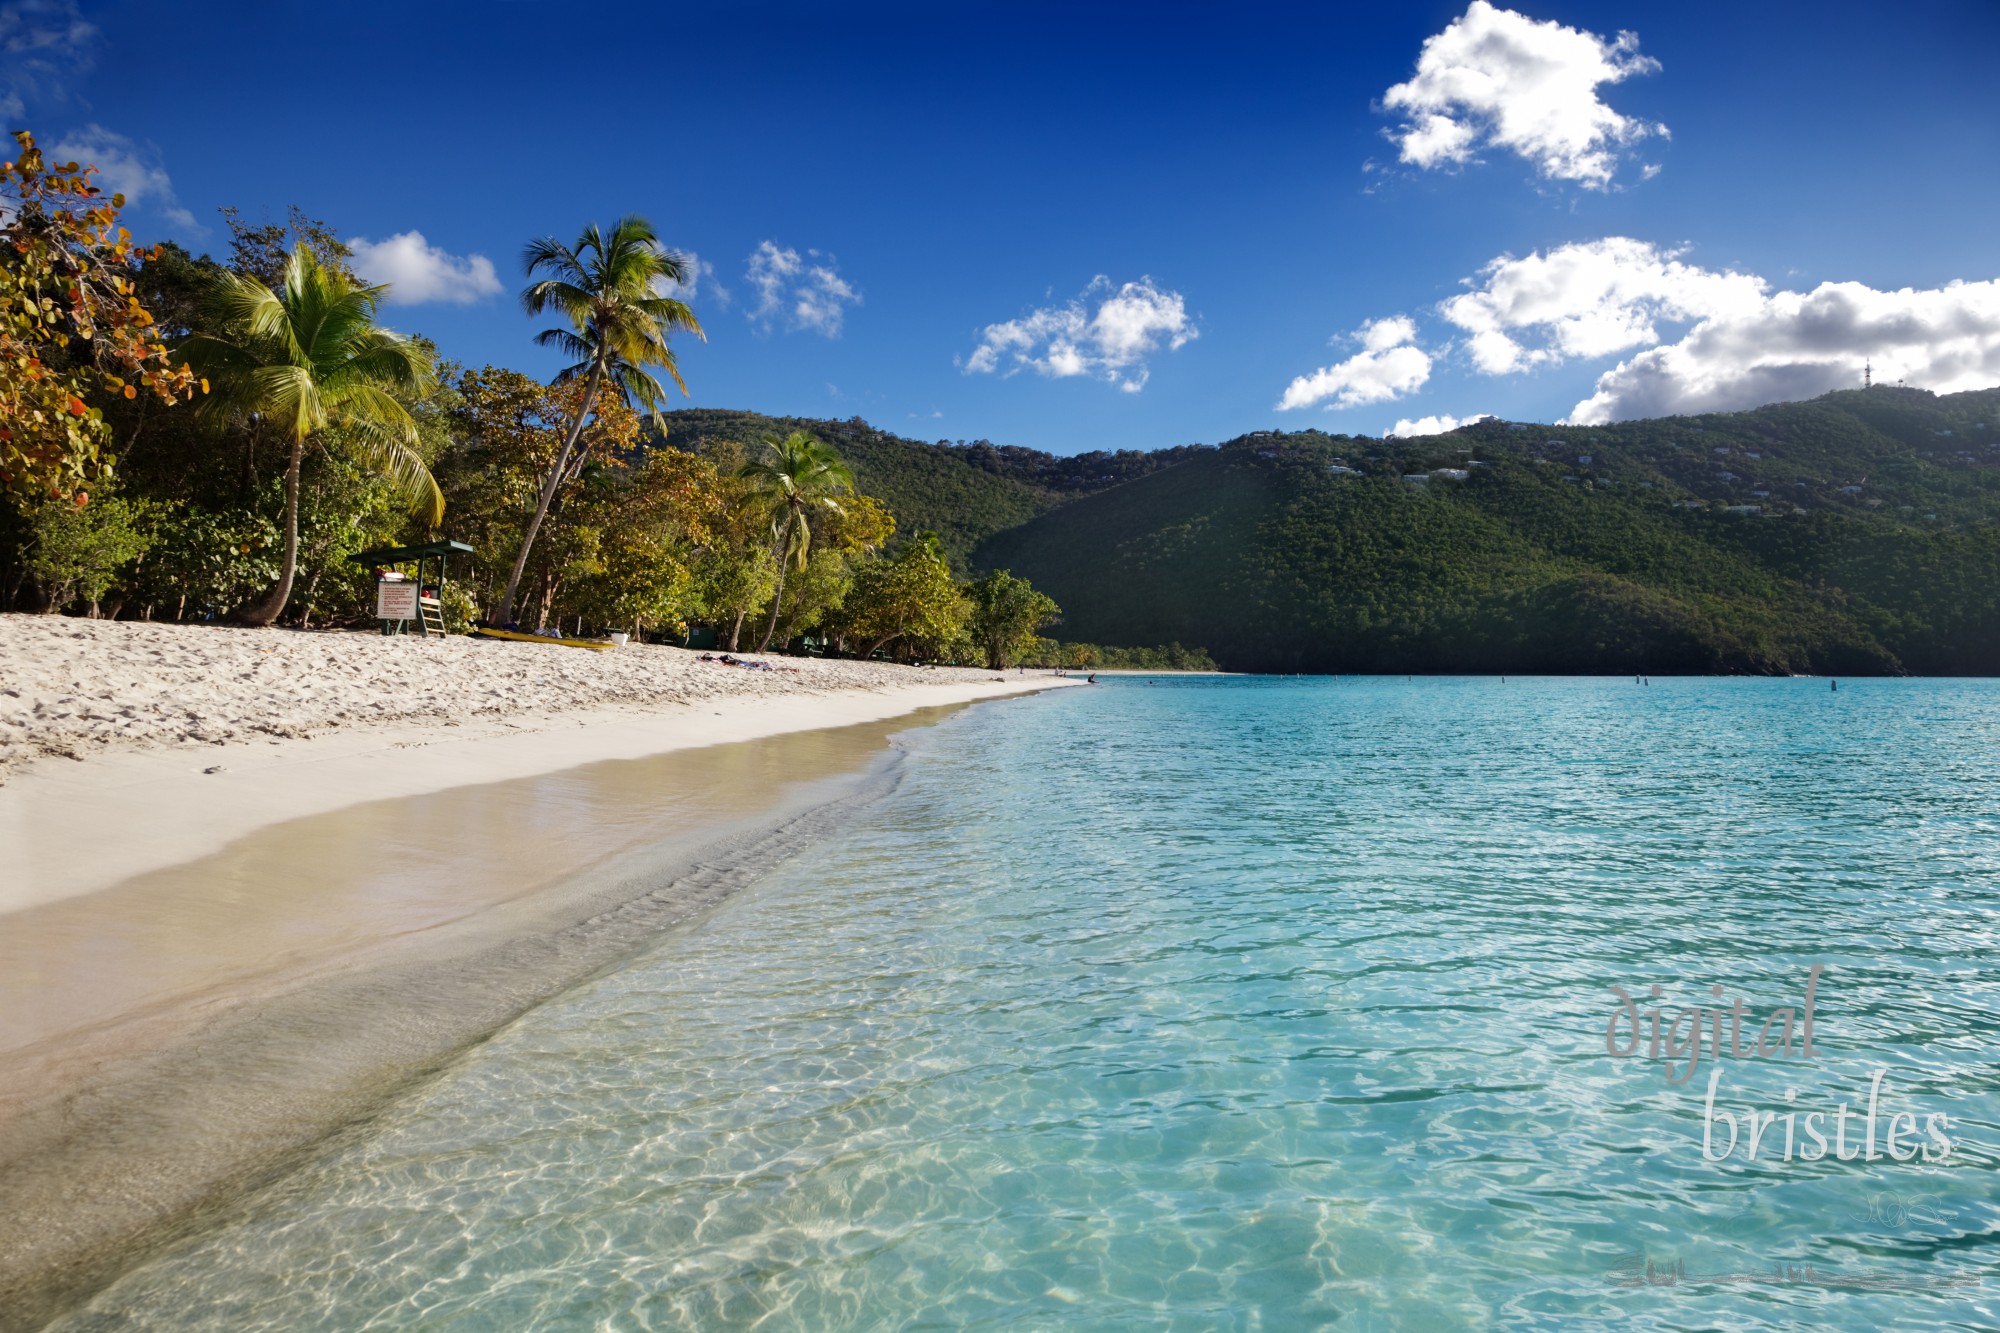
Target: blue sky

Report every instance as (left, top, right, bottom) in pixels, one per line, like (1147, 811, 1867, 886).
(9, 0, 2000, 453)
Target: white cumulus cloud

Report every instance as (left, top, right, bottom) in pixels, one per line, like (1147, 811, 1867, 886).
(747, 240, 858, 336)
(1388, 412, 1490, 437)
(656, 251, 727, 308)
(347, 231, 502, 305)
(1440, 238, 1768, 373)
(1381, 1, 1666, 189)
(46, 124, 195, 229)
(963, 276, 1196, 393)
(1566, 278, 2000, 424)
(1315, 237, 2000, 425)
(1278, 316, 1433, 411)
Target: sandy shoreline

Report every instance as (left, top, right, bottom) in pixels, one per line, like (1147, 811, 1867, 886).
(2, 676, 1065, 913)
(0, 616, 1079, 1329)
(0, 614, 1042, 782)
(0, 616, 1071, 911)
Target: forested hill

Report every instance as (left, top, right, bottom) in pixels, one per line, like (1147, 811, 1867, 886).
(654, 408, 1209, 567)
(977, 387, 2000, 674)
(661, 388, 2000, 675)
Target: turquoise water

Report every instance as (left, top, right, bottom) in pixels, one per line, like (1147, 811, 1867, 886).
(53, 678, 2000, 1330)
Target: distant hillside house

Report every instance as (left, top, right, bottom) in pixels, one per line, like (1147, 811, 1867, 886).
(1402, 473, 1430, 484)
(1726, 504, 1764, 515)
(1430, 468, 1471, 481)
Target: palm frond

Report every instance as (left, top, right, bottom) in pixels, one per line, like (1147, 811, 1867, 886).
(248, 364, 323, 443)
(533, 327, 595, 363)
(330, 330, 433, 395)
(631, 293, 705, 339)
(521, 236, 584, 284)
(608, 360, 676, 415)
(340, 419, 444, 525)
(320, 380, 417, 435)
(521, 277, 596, 325)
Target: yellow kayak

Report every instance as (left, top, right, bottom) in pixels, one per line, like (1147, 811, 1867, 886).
(473, 627, 617, 651)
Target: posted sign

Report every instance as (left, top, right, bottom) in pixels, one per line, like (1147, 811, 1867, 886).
(376, 580, 419, 620)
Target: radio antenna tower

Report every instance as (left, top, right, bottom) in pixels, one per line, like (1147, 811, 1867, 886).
(1863, 360, 1873, 390)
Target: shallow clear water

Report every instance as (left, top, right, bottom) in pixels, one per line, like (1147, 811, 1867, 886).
(54, 678, 2000, 1330)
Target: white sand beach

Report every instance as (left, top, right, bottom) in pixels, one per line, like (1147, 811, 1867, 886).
(0, 615, 1076, 1326)
(0, 616, 1067, 909)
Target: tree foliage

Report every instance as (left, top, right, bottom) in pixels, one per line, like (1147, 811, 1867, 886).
(22, 486, 150, 612)
(181, 244, 438, 625)
(968, 568, 1060, 669)
(491, 215, 704, 626)
(0, 131, 197, 504)
(739, 430, 854, 650)
(838, 535, 970, 659)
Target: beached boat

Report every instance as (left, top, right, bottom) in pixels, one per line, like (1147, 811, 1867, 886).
(472, 627, 618, 651)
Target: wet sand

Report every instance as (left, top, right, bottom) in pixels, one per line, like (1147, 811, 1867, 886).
(0, 697, 1048, 1330)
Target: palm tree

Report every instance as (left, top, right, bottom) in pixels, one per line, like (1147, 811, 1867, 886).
(183, 245, 440, 626)
(491, 216, 703, 628)
(740, 431, 853, 651)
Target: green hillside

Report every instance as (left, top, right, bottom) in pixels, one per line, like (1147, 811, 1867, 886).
(974, 387, 2000, 675)
(654, 409, 1205, 568)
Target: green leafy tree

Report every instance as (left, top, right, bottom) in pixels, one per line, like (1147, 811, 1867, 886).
(769, 546, 852, 646)
(968, 568, 1061, 669)
(739, 430, 854, 650)
(24, 487, 150, 613)
(763, 490, 894, 649)
(694, 544, 778, 651)
(581, 528, 695, 637)
(130, 503, 280, 621)
(492, 216, 703, 627)
(574, 446, 719, 637)
(181, 245, 440, 625)
(841, 534, 968, 660)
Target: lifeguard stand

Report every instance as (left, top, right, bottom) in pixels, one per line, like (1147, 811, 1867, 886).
(350, 540, 475, 637)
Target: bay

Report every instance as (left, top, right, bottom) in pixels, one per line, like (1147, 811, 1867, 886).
(53, 677, 2000, 1330)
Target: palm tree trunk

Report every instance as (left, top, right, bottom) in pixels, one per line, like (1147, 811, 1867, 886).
(754, 513, 801, 653)
(491, 359, 605, 626)
(756, 551, 790, 654)
(727, 609, 747, 652)
(233, 435, 304, 627)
